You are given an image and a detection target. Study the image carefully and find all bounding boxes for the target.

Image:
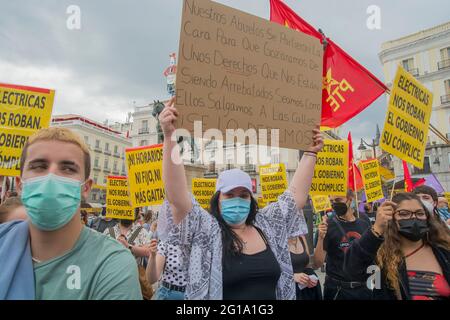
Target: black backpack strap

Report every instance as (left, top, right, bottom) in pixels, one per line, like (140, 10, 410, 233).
(108, 226, 116, 239)
(128, 226, 143, 245)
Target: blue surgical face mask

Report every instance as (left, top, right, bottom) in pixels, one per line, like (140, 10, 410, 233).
(21, 173, 84, 231)
(220, 197, 251, 226)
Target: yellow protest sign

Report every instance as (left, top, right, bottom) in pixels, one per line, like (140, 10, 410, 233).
(379, 166, 395, 181)
(311, 195, 332, 213)
(310, 140, 348, 196)
(192, 178, 216, 209)
(380, 65, 433, 168)
(444, 192, 450, 204)
(105, 176, 134, 220)
(259, 163, 288, 203)
(257, 197, 266, 209)
(0, 83, 55, 177)
(125, 144, 165, 207)
(361, 159, 384, 203)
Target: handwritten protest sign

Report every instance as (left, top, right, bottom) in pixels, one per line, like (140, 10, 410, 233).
(105, 176, 134, 220)
(311, 195, 332, 213)
(360, 159, 384, 203)
(380, 66, 433, 168)
(310, 140, 348, 196)
(125, 144, 165, 207)
(259, 163, 288, 202)
(0, 83, 55, 176)
(192, 178, 216, 209)
(175, 0, 323, 150)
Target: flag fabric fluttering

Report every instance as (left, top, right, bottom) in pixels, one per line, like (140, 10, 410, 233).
(348, 132, 364, 191)
(270, 0, 388, 128)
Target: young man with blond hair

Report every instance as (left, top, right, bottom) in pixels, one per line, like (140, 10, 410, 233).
(0, 127, 142, 300)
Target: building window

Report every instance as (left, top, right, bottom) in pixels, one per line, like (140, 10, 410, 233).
(113, 161, 118, 171)
(439, 47, 450, 70)
(105, 142, 110, 152)
(95, 140, 100, 148)
(103, 177, 107, 184)
(94, 157, 99, 167)
(114, 145, 118, 154)
(402, 58, 414, 71)
(104, 158, 109, 169)
(84, 136, 89, 144)
(140, 140, 148, 146)
(142, 120, 148, 130)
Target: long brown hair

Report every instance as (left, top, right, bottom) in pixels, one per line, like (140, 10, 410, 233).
(376, 193, 450, 296)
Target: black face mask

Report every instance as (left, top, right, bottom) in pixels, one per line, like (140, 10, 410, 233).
(120, 219, 133, 228)
(398, 219, 429, 242)
(332, 202, 348, 217)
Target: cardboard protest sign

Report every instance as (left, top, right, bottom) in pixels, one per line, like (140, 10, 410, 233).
(192, 178, 216, 209)
(105, 176, 134, 220)
(259, 163, 288, 202)
(125, 144, 165, 207)
(311, 195, 332, 213)
(360, 159, 384, 203)
(175, 0, 323, 150)
(380, 66, 433, 168)
(310, 140, 348, 196)
(0, 83, 55, 176)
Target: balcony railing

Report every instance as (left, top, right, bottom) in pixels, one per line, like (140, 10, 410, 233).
(438, 59, 450, 71)
(112, 170, 120, 175)
(93, 165, 101, 171)
(241, 164, 256, 173)
(103, 168, 110, 174)
(104, 149, 111, 156)
(113, 152, 121, 158)
(139, 128, 150, 135)
(441, 94, 450, 105)
(405, 68, 419, 77)
(94, 146, 102, 153)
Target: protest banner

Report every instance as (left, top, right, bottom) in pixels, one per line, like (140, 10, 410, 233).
(125, 144, 165, 207)
(445, 192, 450, 205)
(192, 178, 216, 209)
(175, 0, 323, 150)
(310, 140, 348, 196)
(360, 159, 384, 203)
(105, 176, 134, 220)
(311, 195, 332, 213)
(0, 83, 55, 176)
(259, 163, 288, 202)
(380, 65, 433, 168)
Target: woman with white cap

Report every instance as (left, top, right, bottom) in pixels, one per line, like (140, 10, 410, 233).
(158, 99, 324, 300)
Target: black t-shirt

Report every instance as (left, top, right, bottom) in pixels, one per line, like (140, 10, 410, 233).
(323, 216, 371, 282)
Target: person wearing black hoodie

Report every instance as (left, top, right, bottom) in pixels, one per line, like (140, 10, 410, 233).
(343, 192, 450, 300)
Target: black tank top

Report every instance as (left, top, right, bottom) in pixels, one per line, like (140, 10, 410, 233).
(223, 227, 281, 300)
(290, 237, 310, 273)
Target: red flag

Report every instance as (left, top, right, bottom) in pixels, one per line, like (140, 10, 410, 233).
(270, 0, 388, 128)
(403, 160, 413, 192)
(348, 132, 355, 191)
(348, 132, 364, 191)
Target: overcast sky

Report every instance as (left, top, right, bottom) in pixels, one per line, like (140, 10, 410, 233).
(1, 0, 449, 152)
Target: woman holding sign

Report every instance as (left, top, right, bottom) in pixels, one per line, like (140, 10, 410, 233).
(158, 98, 324, 300)
(343, 193, 450, 300)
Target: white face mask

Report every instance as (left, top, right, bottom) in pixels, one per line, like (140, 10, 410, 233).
(420, 199, 434, 215)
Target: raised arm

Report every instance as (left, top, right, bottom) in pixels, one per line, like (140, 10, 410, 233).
(159, 98, 193, 224)
(289, 127, 324, 209)
(146, 239, 166, 285)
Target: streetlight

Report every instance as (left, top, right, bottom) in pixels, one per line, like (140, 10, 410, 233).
(357, 125, 381, 159)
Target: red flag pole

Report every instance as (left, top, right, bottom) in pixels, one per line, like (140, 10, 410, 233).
(353, 163, 360, 218)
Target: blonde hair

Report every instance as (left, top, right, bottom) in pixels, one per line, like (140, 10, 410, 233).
(20, 127, 91, 179)
(0, 197, 24, 223)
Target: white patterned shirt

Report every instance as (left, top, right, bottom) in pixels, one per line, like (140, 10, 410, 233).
(157, 240, 187, 287)
(160, 190, 308, 300)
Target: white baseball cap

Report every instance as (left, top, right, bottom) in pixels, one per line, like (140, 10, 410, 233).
(216, 169, 253, 194)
